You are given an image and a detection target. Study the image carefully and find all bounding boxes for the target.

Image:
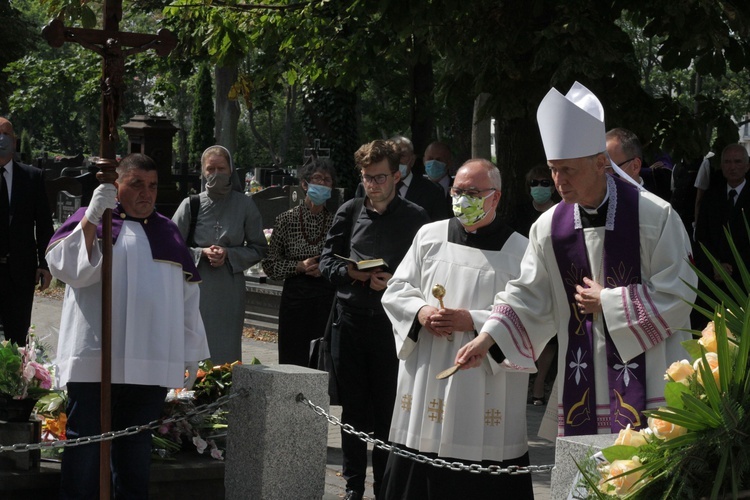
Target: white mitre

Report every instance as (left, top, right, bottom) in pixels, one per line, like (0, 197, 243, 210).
(537, 81, 642, 188)
(537, 81, 605, 160)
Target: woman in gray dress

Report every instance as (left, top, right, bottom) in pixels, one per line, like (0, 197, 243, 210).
(173, 145, 267, 366)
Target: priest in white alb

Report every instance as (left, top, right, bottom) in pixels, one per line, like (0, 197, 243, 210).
(457, 82, 697, 438)
(47, 154, 210, 498)
(380, 159, 533, 498)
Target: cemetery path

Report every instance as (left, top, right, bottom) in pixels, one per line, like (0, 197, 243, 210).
(31, 291, 554, 500)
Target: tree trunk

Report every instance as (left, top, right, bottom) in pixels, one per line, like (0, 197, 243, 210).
(215, 64, 240, 153)
(472, 93, 492, 160)
(409, 36, 434, 175)
(495, 117, 546, 220)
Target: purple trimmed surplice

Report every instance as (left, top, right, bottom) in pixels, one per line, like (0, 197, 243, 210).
(49, 205, 201, 283)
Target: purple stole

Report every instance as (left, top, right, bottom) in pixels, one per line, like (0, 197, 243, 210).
(551, 177, 646, 435)
(49, 205, 201, 283)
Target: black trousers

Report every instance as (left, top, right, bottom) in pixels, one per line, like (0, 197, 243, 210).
(60, 382, 168, 499)
(0, 264, 34, 344)
(331, 303, 399, 497)
(277, 274, 335, 366)
(381, 447, 534, 500)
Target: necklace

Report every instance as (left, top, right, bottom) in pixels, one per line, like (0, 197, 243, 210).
(299, 205, 326, 246)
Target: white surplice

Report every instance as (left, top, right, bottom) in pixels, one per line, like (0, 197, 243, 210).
(482, 185, 697, 436)
(382, 219, 530, 462)
(48, 221, 210, 389)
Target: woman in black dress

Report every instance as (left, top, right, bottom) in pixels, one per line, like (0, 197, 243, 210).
(262, 159, 337, 366)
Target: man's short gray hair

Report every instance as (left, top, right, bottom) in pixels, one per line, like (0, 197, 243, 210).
(459, 158, 502, 191)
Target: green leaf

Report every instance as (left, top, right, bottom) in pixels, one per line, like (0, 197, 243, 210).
(681, 339, 703, 361)
(602, 444, 640, 462)
(664, 381, 690, 410)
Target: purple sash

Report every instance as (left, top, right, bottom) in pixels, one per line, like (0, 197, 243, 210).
(49, 205, 201, 283)
(551, 176, 646, 435)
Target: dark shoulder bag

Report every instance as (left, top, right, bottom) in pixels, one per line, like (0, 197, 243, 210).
(186, 194, 200, 246)
(308, 197, 364, 405)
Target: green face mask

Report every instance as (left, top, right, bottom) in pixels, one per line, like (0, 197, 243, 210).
(451, 192, 493, 226)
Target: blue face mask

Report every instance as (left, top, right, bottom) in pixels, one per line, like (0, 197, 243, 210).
(0, 134, 13, 155)
(399, 164, 409, 178)
(530, 186, 553, 204)
(424, 160, 447, 180)
(307, 183, 332, 206)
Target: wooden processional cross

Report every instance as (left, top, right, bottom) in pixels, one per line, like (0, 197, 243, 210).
(42, 2, 176, 497)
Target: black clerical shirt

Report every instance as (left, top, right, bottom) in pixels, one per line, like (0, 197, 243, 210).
(320, 195, 429, 312)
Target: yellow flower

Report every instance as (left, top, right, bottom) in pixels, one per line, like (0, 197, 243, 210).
(648, 412, 688, 441)
(693, 352, 720, 388)
(664, 359, 694, 385)
(599, 457, 646, 496)
(614, 425, 648, 447)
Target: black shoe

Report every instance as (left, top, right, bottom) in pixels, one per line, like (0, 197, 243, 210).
(344, 490, 363, 500)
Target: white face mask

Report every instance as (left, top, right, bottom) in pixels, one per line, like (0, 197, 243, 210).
(398, 164, 409, 178)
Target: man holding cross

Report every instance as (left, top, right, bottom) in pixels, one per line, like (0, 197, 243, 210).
(47, 153, 210, 497)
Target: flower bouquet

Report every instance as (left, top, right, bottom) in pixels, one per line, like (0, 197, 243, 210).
(151, 359, 256, 461)
(0, 330, 54, 422)
(578, 224, 750, 499)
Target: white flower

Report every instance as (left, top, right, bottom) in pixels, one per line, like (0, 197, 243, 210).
(193, 435, 208, 454)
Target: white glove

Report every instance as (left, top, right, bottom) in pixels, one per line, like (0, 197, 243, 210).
(85, 184, 118, 224)
(184, 361, 200, 389)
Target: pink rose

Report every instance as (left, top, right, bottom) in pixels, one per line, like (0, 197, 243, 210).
(693, 352, 720, 388)
(599, 457, 647, 495)
(664, 359, 694, 385)
(614, 425, 648, 447)
(648, 413, 688, 441)
(699, 321, 735, 354)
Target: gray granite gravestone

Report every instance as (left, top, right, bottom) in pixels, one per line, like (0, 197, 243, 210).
(225, 364, 329, 499)
(56, 190, 82, 223)
(550, 433, 614, 499)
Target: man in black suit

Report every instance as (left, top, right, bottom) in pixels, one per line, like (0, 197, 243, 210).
(606, 127, 672, 202)
(694, 143, 750, 327)
(391, 136, 451, 221)
(0, 117, 55, 344)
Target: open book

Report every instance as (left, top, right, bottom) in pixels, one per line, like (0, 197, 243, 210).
(334, 254, 388, 270)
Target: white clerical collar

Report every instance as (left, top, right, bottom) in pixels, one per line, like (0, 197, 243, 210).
(574, 175, 617, 230)
(580, 188, 610, 215)
(729, 179, 746, 197)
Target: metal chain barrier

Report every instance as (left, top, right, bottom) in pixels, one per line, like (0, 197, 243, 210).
(0, 390, 244, 454)
(297, 393, 555, 476)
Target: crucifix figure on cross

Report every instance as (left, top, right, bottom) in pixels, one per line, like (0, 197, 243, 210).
(42, 11, 176, 146)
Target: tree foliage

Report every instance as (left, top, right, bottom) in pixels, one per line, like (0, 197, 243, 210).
(7, 0, 750, 194)
(189, 64, 215, 166)
(0, 1, 38, 111)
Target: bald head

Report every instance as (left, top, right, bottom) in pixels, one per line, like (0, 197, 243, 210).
(0, 118, 16, 165)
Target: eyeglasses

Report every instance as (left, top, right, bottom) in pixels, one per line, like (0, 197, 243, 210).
(530, 179, 552, 187)
(310, 174, 333, 185)
(361, 173, 391, 185)
(450, 187, 496, 198)
(616, 157, 635, 168)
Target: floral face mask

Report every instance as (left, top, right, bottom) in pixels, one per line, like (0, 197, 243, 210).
(451, 191, 494, 226)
